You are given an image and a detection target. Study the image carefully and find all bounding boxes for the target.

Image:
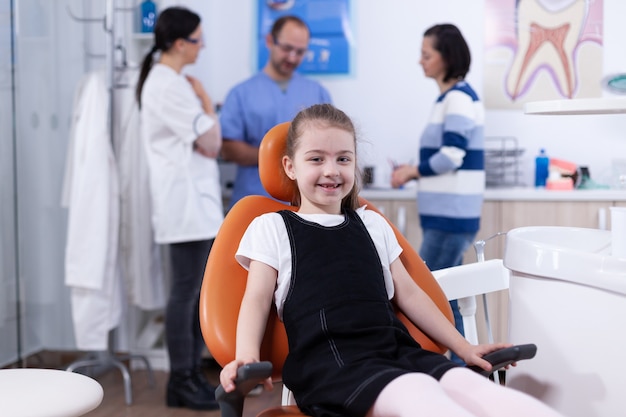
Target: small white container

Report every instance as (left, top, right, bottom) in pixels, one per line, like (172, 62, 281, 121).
(610, 206, 626, 258)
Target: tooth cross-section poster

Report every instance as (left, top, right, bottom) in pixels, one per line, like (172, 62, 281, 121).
(484, 0, 603, 109)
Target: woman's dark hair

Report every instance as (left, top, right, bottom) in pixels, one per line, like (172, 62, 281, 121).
(286, 104, 361, 211)
(423, 23, 471, 82)
(135, 7, 201, 107)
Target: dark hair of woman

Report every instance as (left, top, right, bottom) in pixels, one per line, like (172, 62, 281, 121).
(423, 23, 471, 82)
(135, 7, 201, 107)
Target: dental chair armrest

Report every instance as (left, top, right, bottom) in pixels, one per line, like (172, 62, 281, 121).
(215, 361, 273, 417)
(467, 344, 537, 377)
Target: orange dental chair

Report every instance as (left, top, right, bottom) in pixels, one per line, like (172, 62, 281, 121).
(199, 122, 536, 417)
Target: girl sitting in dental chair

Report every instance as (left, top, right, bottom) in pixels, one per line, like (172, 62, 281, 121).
(220, 104, 563, 417)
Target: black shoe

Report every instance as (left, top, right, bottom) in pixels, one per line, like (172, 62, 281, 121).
(166, 369, 219, 410)
(192, 367, 216, 394)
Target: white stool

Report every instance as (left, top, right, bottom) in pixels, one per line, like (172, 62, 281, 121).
(0, 368, 104, 417)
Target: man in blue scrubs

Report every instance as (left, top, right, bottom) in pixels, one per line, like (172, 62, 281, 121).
(219, 15, 332, 208)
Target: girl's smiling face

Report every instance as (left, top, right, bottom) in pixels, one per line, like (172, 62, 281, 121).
(283, 122, 356, 215)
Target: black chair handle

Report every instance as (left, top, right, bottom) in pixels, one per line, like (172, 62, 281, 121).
(467, 343, 537, 377)
(215, 361, 273, 417)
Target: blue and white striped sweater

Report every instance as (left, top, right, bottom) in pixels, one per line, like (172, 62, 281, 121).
(417, 81, 485, 233)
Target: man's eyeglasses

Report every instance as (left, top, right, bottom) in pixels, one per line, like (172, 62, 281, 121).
(273, 37, 307, 57)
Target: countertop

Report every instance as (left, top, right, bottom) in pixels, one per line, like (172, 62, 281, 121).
(360, 186, 626, 202)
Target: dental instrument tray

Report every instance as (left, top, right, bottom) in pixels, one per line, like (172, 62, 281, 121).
(484, 136, 525, 188)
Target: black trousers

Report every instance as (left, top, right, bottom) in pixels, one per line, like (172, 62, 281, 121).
(166, 239, 214, 371)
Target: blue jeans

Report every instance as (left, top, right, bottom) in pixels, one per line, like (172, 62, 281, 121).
(419, 228, 476, 364)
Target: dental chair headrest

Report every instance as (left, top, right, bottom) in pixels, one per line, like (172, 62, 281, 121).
(259, 122, 297, 203)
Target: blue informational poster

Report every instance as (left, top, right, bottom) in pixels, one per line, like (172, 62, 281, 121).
(257, 0, 351, 75)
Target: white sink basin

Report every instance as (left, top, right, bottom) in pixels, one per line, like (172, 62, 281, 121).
(505, 226, 626, 294)
(504, 226, 626, 417)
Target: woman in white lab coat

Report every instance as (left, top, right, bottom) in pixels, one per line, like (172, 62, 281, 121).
(136, 6, 222, 411)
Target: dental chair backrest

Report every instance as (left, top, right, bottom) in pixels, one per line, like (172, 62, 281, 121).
(199, 122, 453, 382)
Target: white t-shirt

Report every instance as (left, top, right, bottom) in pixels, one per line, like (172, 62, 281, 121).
(236, 206, 403, 320)
(141, 64, 223, 243)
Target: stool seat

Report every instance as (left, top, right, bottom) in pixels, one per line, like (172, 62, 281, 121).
(0, 368, 104, 417)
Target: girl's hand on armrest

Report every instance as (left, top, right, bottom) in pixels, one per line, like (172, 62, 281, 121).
(219, 359, 273, 393)
(456, 342, 514, 372)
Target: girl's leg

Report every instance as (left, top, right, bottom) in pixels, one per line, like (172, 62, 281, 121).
(440, 368, 564, 417)
(367, 373, 476, 417)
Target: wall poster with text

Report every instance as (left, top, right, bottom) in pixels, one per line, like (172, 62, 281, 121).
(257, 0, 352, 75)
(484, 0, 603, 109)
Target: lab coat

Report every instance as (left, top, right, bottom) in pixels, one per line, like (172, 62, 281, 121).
(113, 68, 165, 311)
(141, 64, 223, 244)
(62, 71, 122, 350)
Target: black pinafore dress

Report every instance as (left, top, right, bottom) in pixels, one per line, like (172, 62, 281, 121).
(278, 210, 458, 417)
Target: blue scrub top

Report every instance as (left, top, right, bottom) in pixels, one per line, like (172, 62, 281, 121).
(220, 71, 332, 207)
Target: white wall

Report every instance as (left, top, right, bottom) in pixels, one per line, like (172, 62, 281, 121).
(184, 0, 626, 187)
